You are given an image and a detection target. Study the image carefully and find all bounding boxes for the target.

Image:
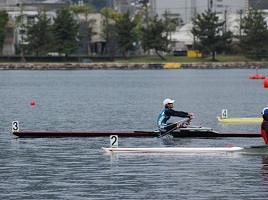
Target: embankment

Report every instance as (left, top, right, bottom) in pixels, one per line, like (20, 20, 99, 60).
(0, 62, 267, 70)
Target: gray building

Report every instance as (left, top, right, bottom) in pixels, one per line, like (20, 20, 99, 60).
(249, 0, 268, 9)
(153, 0, 247, 24)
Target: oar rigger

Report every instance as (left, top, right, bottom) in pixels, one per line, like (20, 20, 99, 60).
(158, 118, 192, 138)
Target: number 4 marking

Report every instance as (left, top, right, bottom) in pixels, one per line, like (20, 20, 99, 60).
(222, 109, 228, 118)
(12, 121, 19, 132)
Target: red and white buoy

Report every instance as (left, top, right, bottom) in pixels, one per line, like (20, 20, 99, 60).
(30, 101, 36, 106)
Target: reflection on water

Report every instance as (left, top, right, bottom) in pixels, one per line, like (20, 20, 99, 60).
(260, 156, 268, 184)
(157, 137, 194, 147)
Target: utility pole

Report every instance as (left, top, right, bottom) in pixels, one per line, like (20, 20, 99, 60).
(224, 7, 227, 33)
(191, 0, 196, 21)
(238, 9, 243, 39)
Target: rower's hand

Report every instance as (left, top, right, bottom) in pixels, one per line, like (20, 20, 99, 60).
(189, 113, 194, 119)
(177, 123, 183, 128)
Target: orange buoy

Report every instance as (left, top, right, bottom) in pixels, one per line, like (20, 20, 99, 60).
(30, 101, 35, 106)
(249, 68, 265, 79)
(249, 75, 255, 79)
(263, 78, 268, 88)
(258, 74, 265, 79)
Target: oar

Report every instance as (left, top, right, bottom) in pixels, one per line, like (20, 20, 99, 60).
(158, 118, 191, 138)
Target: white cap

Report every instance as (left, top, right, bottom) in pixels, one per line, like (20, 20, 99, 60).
(163, 99, 175, 106)
(262, 107, 268, 114)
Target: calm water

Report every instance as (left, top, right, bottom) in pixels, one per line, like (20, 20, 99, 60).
(1, 69, 268, 199)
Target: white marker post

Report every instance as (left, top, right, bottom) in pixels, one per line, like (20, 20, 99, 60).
(12, 121, 19, 132)
(110, 135, 118, 148)
(222, 109, 228, 118)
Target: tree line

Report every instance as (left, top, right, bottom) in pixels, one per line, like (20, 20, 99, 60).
(0, 5, 267, 61)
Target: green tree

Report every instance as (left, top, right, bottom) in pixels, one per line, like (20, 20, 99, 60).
(71, 5, 95, 55)
(115, 10, 138, 58)
(162, 10, 182, 53)
(24, 9, 52, 59)
(191, 9, 232, 61)
(0, 9, 9, 54)
(240, 9, 268, 59)
(71, 4, 93, 16)
(100, 7, 120, 59)
(140, 15, 168, 60)
(51, 7, 80, 59)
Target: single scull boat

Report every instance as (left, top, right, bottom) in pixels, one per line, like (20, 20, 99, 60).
(217, 116, 262, 123)
(10, 121, 261, 138)
(102, 145, 268, 155)
(102, 146, 243, 153)
(12, 129, 261, 138)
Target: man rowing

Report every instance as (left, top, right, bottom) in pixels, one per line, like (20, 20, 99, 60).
(261, 107, 268, 144)
(157, 98, 194, 134)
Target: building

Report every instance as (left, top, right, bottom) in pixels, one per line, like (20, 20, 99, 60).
(0, 0, 69, 55)
(164, 0, 248, 53)
(249, 0, 268, 9)
(76, 13, 109, 55)
(3, 21, 15, 55)
(171, 6, 268, 54)
(112, 0, 156, 16)
(152, 0, 247, 24)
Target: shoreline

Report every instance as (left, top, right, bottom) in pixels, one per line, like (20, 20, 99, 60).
(0, 62, 267, 70)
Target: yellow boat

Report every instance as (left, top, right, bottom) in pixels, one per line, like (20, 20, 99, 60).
(217, 116, 262, 123)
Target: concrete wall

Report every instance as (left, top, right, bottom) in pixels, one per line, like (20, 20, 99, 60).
(0, 62, 267, 70)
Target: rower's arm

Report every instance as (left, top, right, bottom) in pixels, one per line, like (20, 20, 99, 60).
(165, 109, 190, 118)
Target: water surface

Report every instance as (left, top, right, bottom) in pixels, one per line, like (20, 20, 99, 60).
(1, 69, 268, 199)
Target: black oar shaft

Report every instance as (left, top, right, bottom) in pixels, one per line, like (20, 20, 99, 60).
(158, 118, 191, 138)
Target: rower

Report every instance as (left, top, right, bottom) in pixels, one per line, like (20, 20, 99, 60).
(261, 107, 268, 144)
(157, 98, 193, 134)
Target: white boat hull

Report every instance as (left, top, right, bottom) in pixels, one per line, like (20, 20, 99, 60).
(102, 147, 244, 153)
(102, 145, 268, 155)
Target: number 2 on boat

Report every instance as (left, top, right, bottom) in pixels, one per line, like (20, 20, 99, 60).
(110, 135, 118, 148)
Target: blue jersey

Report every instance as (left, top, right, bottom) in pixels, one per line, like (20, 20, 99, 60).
(157, 108, 189, 129)
(157, 108, 170, 128)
